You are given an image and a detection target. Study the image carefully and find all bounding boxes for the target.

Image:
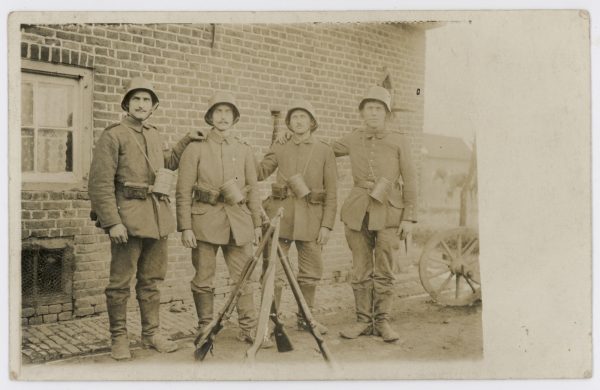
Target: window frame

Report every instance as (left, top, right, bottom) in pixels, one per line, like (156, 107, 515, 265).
(21, 60, 93, 190)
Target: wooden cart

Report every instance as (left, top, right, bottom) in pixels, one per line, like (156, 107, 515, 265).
(418, 143, 481, 306)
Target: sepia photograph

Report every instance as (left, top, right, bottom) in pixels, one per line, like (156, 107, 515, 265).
(5, 5, 594, 383)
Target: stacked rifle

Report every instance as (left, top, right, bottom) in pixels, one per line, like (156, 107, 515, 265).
(193, 208, 335, 367)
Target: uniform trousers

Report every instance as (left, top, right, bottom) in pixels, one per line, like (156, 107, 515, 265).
(344, 214, 399, 296)
(190, 235, 253, 296)
(105, 237, 168, 305)
(266, 238, 324, 288)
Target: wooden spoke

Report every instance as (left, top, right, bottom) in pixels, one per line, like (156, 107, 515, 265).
(455, 274, 461, 299)
(461, 237, 478, 257)
(427, 268, 451, 279)
(439, 239, 456, 262)
(428, 256, 451, 266)
(464, 275, 478, 293)
(434, 274, 454, 296)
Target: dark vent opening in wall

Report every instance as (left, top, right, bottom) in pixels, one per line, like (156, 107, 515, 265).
(21, 239, 74, 306)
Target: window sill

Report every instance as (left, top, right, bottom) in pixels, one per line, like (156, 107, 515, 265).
(21, 181, 88, 192)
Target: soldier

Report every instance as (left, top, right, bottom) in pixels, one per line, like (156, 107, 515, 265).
(176, 91, 263, 344)
(332, 86, 418, 342)
(256, 100, 337, 334)
(88, 77, 203, 360)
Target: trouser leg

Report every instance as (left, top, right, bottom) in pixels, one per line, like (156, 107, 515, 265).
(340, 218, 376, 338)
(105, 238, 142, 360)
(190, 242, 218, 334)
(136, 238, 178, 352)
(222, 242, 257, 333)
(295, 240, 328, 334)
(373, 228, 400, 342)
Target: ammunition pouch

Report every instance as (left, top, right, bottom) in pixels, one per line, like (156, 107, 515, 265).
(307, 189, 326, 205)
(120, 182, 150, 200)
(271, 183, 289, 200)
(193, 185, 220, 206)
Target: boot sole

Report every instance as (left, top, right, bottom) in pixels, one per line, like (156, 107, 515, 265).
(142, 342, 179, 353)
(339, 325, 373, 339)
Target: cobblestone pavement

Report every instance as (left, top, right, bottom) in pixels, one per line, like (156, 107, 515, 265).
(21, 267, 424, 364)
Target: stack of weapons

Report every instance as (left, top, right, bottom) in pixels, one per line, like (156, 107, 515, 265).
(193, 207, 335, 367)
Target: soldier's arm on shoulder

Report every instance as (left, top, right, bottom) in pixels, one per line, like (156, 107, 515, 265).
(256, 144, 279, 182)
(321, 144, 338, 230)
(175, 143, 200, 231)
(397, 134, 418, 222)
(88, 127, 122, 228)
(331, 131, 352, 157)
(163, 127, 198, 170)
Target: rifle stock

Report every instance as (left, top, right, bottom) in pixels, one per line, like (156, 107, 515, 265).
(193, 213, 280, 361)
(270, 301, 293, 353)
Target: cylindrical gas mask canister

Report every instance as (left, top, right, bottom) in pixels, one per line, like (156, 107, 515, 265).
(152, 168, 176, 197)
(287, 173, 310, 198)
(369, 176, 392, 203)
(220, 179, 245, 205)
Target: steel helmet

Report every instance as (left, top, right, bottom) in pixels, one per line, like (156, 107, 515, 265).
(285, 100, 318, 132)
(204, 91, 241, 126)
(120, 77, 160, 111)
(358, 85, 391, 112)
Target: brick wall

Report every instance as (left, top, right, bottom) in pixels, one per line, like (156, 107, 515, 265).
(20, 22, 426, 323)
(20, 190, 110, 324)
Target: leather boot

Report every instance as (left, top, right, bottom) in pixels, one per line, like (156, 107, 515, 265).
(297, 284, 328, 335)
(374, 292, 400, 342)
(106, 298, 131, 361)
(340, 287, 373, 339)
(138, 298, 178, 353)
(192, 291, 214, 334)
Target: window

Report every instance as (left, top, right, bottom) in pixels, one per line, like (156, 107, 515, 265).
(21, 60, 92, 185)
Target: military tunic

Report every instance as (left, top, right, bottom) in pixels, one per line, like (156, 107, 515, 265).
(257, 134, 337, 241)
(176, 129, 261, 245)
(88, 115, 192, 305)
(175, 128, 261, 306)
(331, 127, 418, 295)
(89, 115, 191, 239)
(256, 134, 337, 287)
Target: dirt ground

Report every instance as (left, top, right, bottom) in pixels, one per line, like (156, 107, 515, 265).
(46, 294, 482, 367)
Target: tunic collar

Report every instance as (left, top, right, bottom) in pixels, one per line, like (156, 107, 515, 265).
(292, 133, 315, 145)
(209, 128, 234, 144)
(122, 115, 151, 133)
(360, 127, 389, 140)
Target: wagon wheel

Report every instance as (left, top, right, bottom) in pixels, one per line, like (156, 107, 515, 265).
(418, 227, 481, 306)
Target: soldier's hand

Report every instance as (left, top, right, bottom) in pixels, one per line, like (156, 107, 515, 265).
(397, 221, 414, 240)
(188, 129, 207, 141)
(274, 129, 293, 144)
(109, 224, 128, 244)
(254, 227, 263, 245)
(181, 229, 197, 248)
(316, 227, 331, 246)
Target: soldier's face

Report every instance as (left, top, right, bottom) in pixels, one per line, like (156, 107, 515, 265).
(211, 104, 235, 131)
(127, 91, 156, 121)
(360, 101, 387, 130)
(289, 110, 312, 135)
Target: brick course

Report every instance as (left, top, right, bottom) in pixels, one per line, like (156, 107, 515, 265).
(20, 22, 426, 324)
